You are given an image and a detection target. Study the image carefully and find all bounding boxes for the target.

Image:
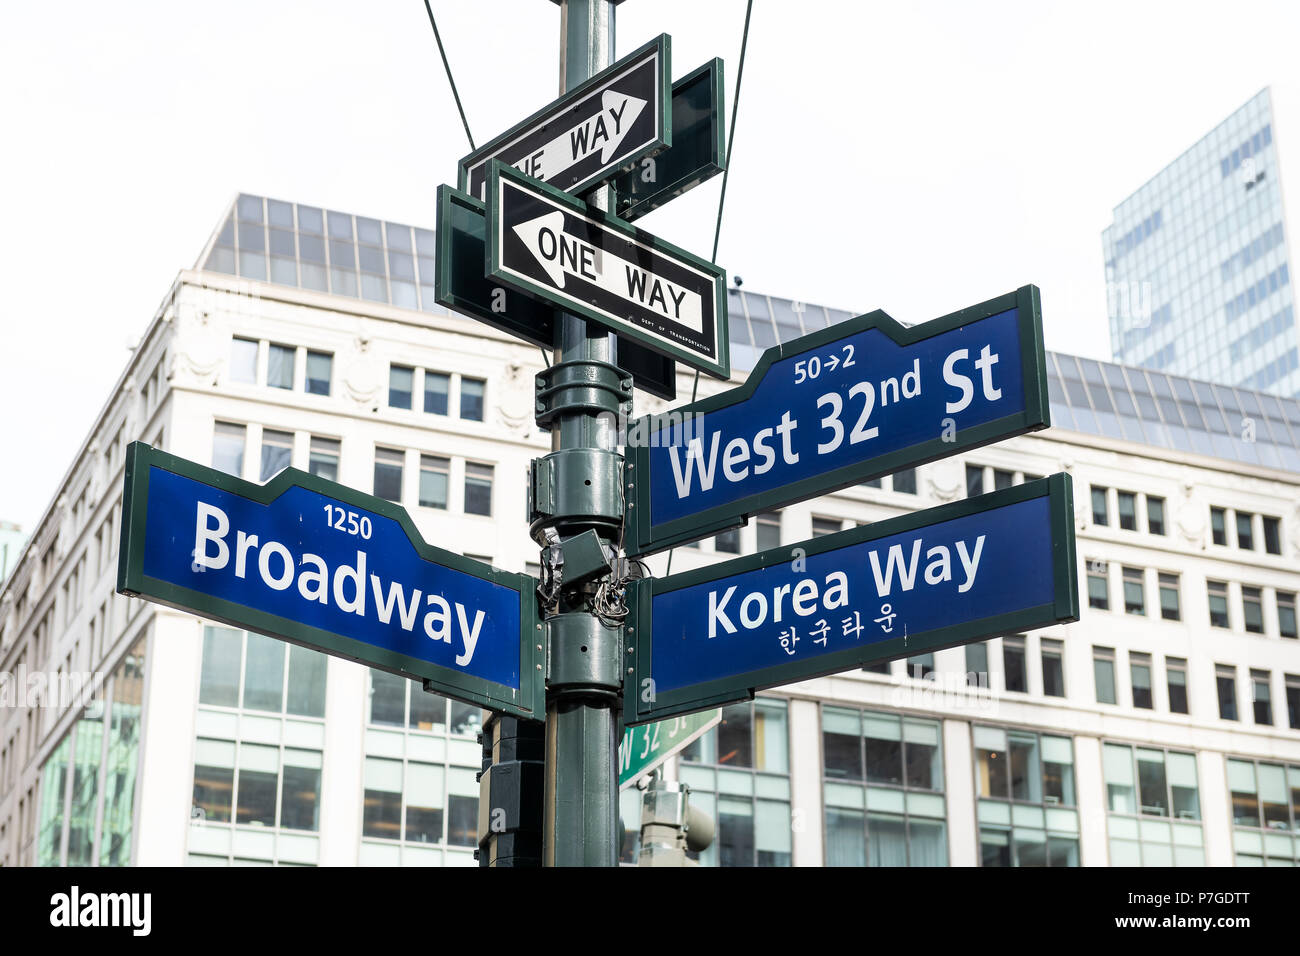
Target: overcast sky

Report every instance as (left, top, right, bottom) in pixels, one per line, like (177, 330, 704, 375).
(2, 0, 1299, 531)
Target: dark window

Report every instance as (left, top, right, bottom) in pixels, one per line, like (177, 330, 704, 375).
(892, 468, 917, 494)
(267, 344, 295, 390)
(419, 455, 449, 510)
(715, 529, 741, 553)
(811, 517, 841, 537)
(1158, 573, 1180, 621)
(1117, 491, 1137, 530)
(966, 642, 988, 688)
(1286, 675, 1300, 730)
(305, 351, 332, 395)
(1122, 567, 1145, 615)
(308, 437, 339, 481)
(1207, 581, 1230, 628)
(1167, 658, 1188, 715)
(279, 763, 321, 831)
(1210, 507, 1227, 546)
(756, 513, 781, 551)
(1094, 648, 1117, 705)
(1041, 640, 1065, 697)
(966, 465, 985, 498)
(460, 377, 486, 421)
(1279, 592, 1298, 639)
(1251, 670, 1272, 725)
(1146, 496, 1165, 535)
(822, 709, 863, 780)
(373, 447, 404, 502)
(1087, 566, 1109, 610)
(993, 469, 1014, 491)
(424, 371, 450, 415)
(1242, 586, 1264, 634)
(1130, 653, 1153, 709)
(389, 365, 414, 409)
(907, 653, 935, 681)
(1003, 636, 1027, 693)
(464, 463, 493, 516)
(1091, 487, 1109, 525)
(1236, 512, 1255, 550)
(1217, 666, 1238, 721)
(1263, 516, 1281, 555)
(447, 795, 477, 847)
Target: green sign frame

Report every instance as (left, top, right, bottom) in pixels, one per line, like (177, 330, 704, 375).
(625, 474, 1078, 725)
(622, 285, 1050, 556)
(485, 159, 731, 380)
(116, 442, 545, 721)
(433, 184, 677, 400)
(612, 58, 725, 223)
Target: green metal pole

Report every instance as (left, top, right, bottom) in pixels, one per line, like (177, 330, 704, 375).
(542, 0, 622, 867)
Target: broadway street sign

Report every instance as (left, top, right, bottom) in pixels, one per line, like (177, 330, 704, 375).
(116, 442, 543, 720)
(626, 474, 1078, 725)
(433, 184, 677, 400)
(623, 286, 1049, 556)
(618, 709, 720, 789)
(486, 159, 729, 378)
(611, 58, 725, 223)
(459, 34, 670, 201)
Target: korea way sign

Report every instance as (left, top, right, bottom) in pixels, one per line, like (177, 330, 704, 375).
(486, 159, 729, 378)
(626, 475, 1078, 725)
(116, 442, 543, 720)
(459, 33, 670, 201)
(623, 286, 1049, 556)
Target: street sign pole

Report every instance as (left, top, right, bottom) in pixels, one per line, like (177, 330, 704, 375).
(540, 0, 623, 867)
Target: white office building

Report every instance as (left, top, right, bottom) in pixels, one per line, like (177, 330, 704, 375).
(1, 193, 1298, 867)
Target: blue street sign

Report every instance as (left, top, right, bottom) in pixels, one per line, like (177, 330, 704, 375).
(117, 442, 543, 720)
(626, 475, 1078, 724)
(623, 286, 1050, 556)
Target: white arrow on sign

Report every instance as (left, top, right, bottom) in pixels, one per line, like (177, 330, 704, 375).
(511, 210, 704, 333)
(513, 91, 647, 184)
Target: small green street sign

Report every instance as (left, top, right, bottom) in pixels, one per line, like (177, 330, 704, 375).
(612, 58, 725, 223)
(433, 184, 677, 400)
(626, 475, 1078, 725)
(618, 709, 720, 789)
(486, 160, 729, 379)
(116, 442, 545, 720)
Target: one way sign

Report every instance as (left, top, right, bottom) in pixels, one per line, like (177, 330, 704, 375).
(486, 159, 729, 379)
(460, 34, 670, 201)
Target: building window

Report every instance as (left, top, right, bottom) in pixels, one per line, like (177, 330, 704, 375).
(681, 699, 792, 867)
(1094, 647, 1117, 705)
(1210, 507, 1227, 546)
(231, 337, 258, 384)
(267, 343, 295, 390)
(755, 513, 781, 551)
(373, 447, 404, 502)
(1263, 516, 1282, 555)
(1217, 664, 1238, 721)
(1091, 486, 1108, 525)
(811, 517, 842, 537)
(966, 642, 989, 688)
(992, 468, 1014, 491)
(892, 468, 917, 494)
(715, 529, 741, 554)
(1103, 744, 1203, 865)
(1286, 675, 1300, 730)
(1226, 759, 1300, 865)
(861, 476, 882, 489)
(419, 455, 449, 510)
(424, 371, 450, 415)
(464, 463, 493, 516)
(823, 708, 946, 867)
(1279, 592, 1298, 639)
(1087, 563, 1109, 610)
(1122, 567, 1145, 615)
(1166, 657, 1188, 714)
(212, 422, 246, 477)
(1251, 670, 1273, 726)
(308, 437, 339, 481)
(966, 465, 985, 498)
(389, 365, 414, 409)
(1235, 511, 1255, 550)
(460, 377, 486, 422)
(305, 351, 332, 396)
(907, 653, 935, 681)
(1041, 638, 1065, 698)
(260, 429, 293, 481)
(1002, 636, 1027, 693)
(1130, 652, 1153, 709)
(1207, 580, 1230, 628)
(1242, 586, 1264, 634)
(975, 726, 1077, 867)
(1146, 496, 1166, 535)
(1158, 573, 1180, 621)
(1117, 491, 1137, 530)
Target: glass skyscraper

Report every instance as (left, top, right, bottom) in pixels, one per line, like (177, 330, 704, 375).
(1104, 88, 1297, 398)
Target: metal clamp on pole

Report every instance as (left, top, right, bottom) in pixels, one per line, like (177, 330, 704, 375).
(534, 359, 632, 430)
(546, 612, 623, 698)
(528, 449, 624, 541)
